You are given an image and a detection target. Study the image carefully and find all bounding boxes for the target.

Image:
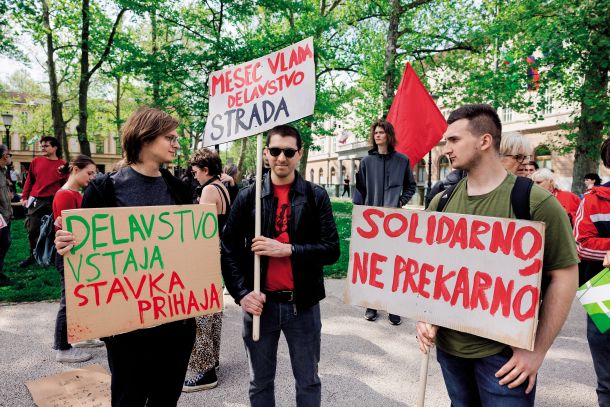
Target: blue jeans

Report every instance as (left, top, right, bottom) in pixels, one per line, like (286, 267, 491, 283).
(242, 301, 321, 407)
(436, 347, 536, 407)
(587, 315, 610, 407)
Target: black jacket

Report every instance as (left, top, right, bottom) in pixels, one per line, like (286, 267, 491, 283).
(353, 149, 416, 207)
(82, 168, 193, 208)
(221, 171, 340, 309)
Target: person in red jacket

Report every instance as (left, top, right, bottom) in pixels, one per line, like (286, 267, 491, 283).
(574, 139, 610, 407)
(531, 168, 581, 225)
(19, 136, 67, 267)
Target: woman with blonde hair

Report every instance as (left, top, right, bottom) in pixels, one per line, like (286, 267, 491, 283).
(531, 168, 580, 224)
(499, 132, 532, 175)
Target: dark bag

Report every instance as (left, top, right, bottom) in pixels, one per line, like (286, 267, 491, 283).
(34, 214, 56, 266)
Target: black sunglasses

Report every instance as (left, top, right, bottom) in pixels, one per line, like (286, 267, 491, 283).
(268, 147, 298, 158)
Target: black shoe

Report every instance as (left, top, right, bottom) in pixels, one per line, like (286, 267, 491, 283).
(364, 308, 378, 321)
(182, 369, 218, 392)
(19, 257, 35, 268)
(389, 314, 402, 325)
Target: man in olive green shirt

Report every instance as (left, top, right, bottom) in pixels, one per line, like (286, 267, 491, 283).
(416, 104, 578, 406)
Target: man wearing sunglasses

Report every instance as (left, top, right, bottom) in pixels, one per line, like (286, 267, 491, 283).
(20, 136, 67, 267)
(353, 118, 417, 325)
(222, 124, 340, 407)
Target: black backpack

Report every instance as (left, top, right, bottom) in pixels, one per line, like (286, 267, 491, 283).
(436, 176, 533, 220)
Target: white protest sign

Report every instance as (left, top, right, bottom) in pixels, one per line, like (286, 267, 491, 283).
(344, 206, 545, 350)
(203, 37, 315, 147)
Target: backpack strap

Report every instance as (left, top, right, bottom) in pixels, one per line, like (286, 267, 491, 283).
(436, 182, 460, 212)
(511, 176, 533, 220)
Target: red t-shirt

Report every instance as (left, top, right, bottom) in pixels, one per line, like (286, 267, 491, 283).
(52, 189, 83, 230)
(265, 183, 294, 291)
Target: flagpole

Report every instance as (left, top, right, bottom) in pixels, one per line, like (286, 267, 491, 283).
(252, 133, 263, 341)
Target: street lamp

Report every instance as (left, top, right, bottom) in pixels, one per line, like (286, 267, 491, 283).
(1, 113, 13, 150)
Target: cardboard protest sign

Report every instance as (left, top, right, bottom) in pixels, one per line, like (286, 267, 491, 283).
(577, 268, 610, 333)
(26, 364, 110, 407)
(63, 204, 222, 343)
(344, 206, 545, 350)
(203, 37, 315, 146)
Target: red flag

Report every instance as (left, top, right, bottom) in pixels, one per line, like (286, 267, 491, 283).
(386, 63, 447, 169)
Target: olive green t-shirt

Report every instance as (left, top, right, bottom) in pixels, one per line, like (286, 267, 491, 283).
(427, 173, 579, 358)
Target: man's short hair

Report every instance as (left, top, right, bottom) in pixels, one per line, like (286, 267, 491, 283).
(369, 119, 397, 150)
(190, 148, 222, 177)
(584, 172, 602, 185)
(122, 107, 179, 164)
(266, 124, 302, 150)
(41, 136, 61, 157)
(601, 138, 610, 168)
(447, 104, 502, 151)
(0, 144, 8, 157)
(528, 160, 539, 170)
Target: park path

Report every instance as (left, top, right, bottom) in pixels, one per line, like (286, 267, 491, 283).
(0, 278, 598, 406)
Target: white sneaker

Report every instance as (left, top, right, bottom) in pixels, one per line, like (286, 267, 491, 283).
(56, 348, 92, 363)
(73, 339, 104, 348)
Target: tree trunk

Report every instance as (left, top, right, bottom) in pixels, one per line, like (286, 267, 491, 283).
(236, 137, 248, 182)
(151, 10, 161, 105)
(115, 75, 121, 136)
(382, 0, 401, 116)
(572, 67, 609, 195)
(76, 0, 92, 156)
(42, 0, 68, 159)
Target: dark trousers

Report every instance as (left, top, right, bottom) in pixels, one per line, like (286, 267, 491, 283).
(25, 198, 52, 255)
(53, 255, 70, 350)
(0, 220, 11, 271)
(104, 319, 196, 407)
(436, 347, 536, 407)
(342, 186, 350, 197)
(243, 302, 322, 407)
(588, 316, 610, 407)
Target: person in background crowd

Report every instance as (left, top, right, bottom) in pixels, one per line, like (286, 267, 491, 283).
(182, 148, 230, 392)
(20, 136, 67, 267)
(574, 138, 610, 407)
(342, 176, 350, 197)
(55, 107, 195, 407)
(419, 104, 578, 407)
(424, 169, 467, 208)
(0, 145, 12, 286)
(52, 155, 100, 363)
(531, 168, 581, 225)
(222, 124, 339, 407)
(221, 163, 239, 203)
(354, 118, 416, 325)
(499, 132, 532, 176)
(584, 173, 602, 191)
(523, 160, 539, 177)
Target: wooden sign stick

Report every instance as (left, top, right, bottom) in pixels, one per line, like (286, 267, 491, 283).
(253, 133, 263, 341)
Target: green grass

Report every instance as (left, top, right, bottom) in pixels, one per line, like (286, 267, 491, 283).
(323, 199, 352, 278)
(0, 219, 60, 303)
(0, 200, 353, 302)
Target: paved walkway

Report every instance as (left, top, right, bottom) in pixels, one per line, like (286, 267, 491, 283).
(0, 279, 599, 406)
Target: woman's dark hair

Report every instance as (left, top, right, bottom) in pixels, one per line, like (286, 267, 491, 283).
(189, 148, 222, 176)
(122, 107, 179, 164)
(59, 154, 96, 175)
(369, 119, 397, 151)
(584, 173, 602, 186)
